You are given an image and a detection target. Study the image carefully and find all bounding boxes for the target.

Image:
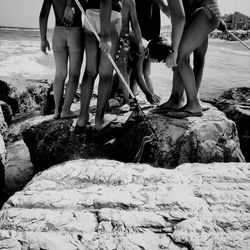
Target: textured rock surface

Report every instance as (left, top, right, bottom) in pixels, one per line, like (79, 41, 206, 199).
(202, 87, 250, 161)
(115, 105, 245, 167)
(22, 105, 245, 171)
(0, 159, 250, 249)
(0, 78, 50, 121)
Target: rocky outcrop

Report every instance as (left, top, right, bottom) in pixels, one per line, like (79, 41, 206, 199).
(0, 78, 50, 123)
(0, 159, 250, 249)
(202, 87, 250, 161)
(22, 104, 244, 172)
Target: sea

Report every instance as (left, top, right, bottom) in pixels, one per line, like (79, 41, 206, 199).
(0, 26, 250, 102)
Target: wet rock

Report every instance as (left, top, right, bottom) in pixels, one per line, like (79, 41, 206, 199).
(0, 78, 50, 121)
(0, 159, 250, 249)
(114, 104, 244, 167)
(22, 104, 244, 171)
(202, 87, 250, 161)
(0, 101, 12, 125)
(22, 115, 123, 172)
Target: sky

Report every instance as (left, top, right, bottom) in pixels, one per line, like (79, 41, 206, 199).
(0, 0, 250, 28)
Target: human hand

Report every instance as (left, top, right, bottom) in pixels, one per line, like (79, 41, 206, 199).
(99, 35, 112, 55)
(146, 93, 161, 105)
(217, 19, 227, 32)
(41, 39, 50, 55)
(137, 42, 144, 56)
(165, 51, 178, 68)
(62, 6, 75, 27)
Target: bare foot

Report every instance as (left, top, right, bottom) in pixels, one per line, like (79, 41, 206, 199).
(95, 114, 117, 131)
(53, 111, 60, 119)
(60, 110, 79, 119)
(158, 101, 183, 110)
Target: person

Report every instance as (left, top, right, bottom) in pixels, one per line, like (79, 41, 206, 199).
(73, 0, 123, 131)
(129, 0, 172, 101)
(116, 0, 160, 112)
(39, 0, 84, 119)
(155, 0, 222, 118)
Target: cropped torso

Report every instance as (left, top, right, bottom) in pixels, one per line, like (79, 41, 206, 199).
(85, 0, 122, 12)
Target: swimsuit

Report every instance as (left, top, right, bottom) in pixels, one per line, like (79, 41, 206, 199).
(52, 26, 83, 52)
(84, 9, 121, 34)
(196, 3, 221, 20)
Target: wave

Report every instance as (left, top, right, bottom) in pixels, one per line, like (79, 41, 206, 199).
(0, 26, 40, 32)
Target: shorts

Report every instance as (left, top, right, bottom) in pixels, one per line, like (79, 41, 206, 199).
(116, 34, 130, 66)
(196, 3, 221, 20)
(52, 26, 83, 52)
(84, 9, 121, 34)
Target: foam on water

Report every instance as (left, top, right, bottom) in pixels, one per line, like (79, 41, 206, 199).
(0, 39, 54, 79)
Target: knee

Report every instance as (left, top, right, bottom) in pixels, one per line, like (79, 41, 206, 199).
(54, 70, 67, 82)
(68, 71, 81, 83)
(177, 52, 190, 67)
(84, 68, 98, 80)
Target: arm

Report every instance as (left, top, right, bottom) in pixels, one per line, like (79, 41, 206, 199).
(62, 0, 75, 27)
(129, 0, 143, 55)
(99, 0, 112, 55)
(133, 56, 160, 105)
(152, 0, 170, 17)
(39, 0, 51, 55)
(165, 0, 185, 68)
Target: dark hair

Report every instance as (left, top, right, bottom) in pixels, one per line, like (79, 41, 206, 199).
(147, 36, 173, 62)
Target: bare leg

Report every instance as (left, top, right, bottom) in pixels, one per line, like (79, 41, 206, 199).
(175, 10, 219, 114)
(158, 68, 185, 110)
(77, 29, 99, 127)
(193, 38, 208, 92)
(95, 18, 121, 130)
(61, 50, 83, 118)
(53, 50, 68, 119)
(143, 58, 154, 94)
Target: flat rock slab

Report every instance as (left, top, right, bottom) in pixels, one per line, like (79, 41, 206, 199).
(0, 159, 250, 249)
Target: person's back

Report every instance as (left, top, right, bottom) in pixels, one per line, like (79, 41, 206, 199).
(50, 0, 82, 27)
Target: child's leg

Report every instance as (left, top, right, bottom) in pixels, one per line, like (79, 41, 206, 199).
(176, 10, 219, 114)
(143, 58, 154, 94)
(193, 38, 208, 93)
(95, 18, 121, 130)
(53, 50, 68, 119)
(77, 29, 99, 127)
(61, 50, 83, 118)
(158, 68, 185, 110)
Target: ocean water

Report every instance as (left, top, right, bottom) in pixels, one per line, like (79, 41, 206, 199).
(0, 26, 250, 102)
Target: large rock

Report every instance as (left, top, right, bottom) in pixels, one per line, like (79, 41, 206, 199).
(0, 159, 250, 249)
(22, 104, 244, 172)
(0, 78, 50, 121)
(202, 87, 250, 161)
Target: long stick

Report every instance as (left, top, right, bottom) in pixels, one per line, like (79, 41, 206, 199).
(227, 30, 250, 50)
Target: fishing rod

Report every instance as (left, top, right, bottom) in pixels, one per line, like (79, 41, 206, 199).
(226, 30, 250, 50)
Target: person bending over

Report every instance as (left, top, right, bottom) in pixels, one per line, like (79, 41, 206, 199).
(156, 0, 222, 118)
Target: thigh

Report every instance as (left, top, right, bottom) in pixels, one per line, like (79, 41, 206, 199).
(178, 10, 218, 58)
(84, 28, 99, 73)
(68, 51, 83, 76)
(53, 50, 68, 75)
(193, 38, 208, 61)
(99, 18, 121, 76)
